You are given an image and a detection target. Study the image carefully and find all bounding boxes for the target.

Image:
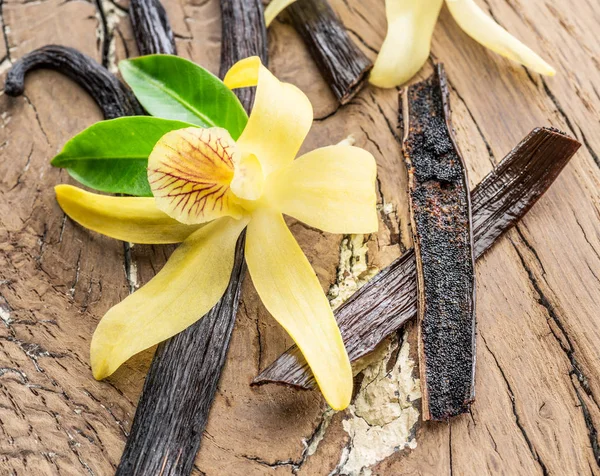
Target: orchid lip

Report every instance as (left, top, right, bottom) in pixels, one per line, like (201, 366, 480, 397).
(147, 126, 244, 225)
(147, 125, 268, 225)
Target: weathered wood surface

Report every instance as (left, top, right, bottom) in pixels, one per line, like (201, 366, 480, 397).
(0, 0, 599, 474)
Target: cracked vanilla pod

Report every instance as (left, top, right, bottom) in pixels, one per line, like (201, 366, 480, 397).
(277, 0, 373, 104)
(4, 45, 143, 119)
(118, 1, 266, 474)
(402, 64, 476, 421)
(253, 127, 581, 389)
(130, 0, 177, 55)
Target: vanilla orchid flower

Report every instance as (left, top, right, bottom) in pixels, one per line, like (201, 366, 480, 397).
(264, 0, 555, 88)
(55, 56, 378, 411)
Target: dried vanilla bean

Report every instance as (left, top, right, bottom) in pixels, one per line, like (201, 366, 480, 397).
(402, 65, 476, 421)
(253, 127, 580, 389)
(130, 0, 177, 55)
(117, 237, 247, 476)
(116, 1, 267, 475)
(286, 0, 372, 104)
(4, 45, 143, 119)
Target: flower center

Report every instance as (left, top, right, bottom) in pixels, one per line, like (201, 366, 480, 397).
(230, 152, 264, 202)
(148, 127, 264, 225)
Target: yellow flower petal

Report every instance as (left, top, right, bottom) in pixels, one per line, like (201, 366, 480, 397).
(55, 185, 200, 244)
(91, 216, 248, 380)
(224, 56, 313, 176)
(445, 0, 555, 76)
(223, 56, 260, 89)
(245, 208, 352, 410)
(265, 145, 379, 234)
(148, 127, 244, 225)
(370, 0, 443, 88)
(264, 0, 298, 27)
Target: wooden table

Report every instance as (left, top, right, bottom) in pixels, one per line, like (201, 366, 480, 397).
(1, 0, 599, 474)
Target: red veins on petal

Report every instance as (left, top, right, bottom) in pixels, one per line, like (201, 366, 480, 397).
(148, 127, 244, 224)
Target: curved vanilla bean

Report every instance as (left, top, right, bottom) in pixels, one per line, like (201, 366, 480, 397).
(116, 1, 267, 475)
(130, 0, 177, 55)
(403, 65, 476, 421)
(3, 45, 143, 119)
(286, 0, 372, 104)
(253, 127, 581, 389)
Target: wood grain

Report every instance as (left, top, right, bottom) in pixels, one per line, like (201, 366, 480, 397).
(0, 0, 599, 474)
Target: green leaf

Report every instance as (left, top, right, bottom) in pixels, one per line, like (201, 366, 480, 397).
(52, 116, 195, 196)
(119, 55, 248, 139)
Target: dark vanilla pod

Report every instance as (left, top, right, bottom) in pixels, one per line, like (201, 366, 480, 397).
(116, 237, 248, 476)
(130, 0, 177, 55)
(287, 0, 372, 104)
(402, 64, 476, 421)
(252, 128, 580, 390)
(4, 45, 143, 119)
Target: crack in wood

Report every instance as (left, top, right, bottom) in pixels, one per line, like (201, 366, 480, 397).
(572, 215, 600, 265)
(576, 125, 600, 170)
(313, 103, 342, 121)
(22, 95, 50, 145)
(515, 226, 547, 277)
(573, 380, 600, 468)
(481, 334, 550, 475)
(0, 0, 11, 63)
(446, 77, 497, 166)
(510, 239, 600, 468)
(9, 144, 34, 192)
(122, 242, 135, 294)
(345, 26, 378, 55)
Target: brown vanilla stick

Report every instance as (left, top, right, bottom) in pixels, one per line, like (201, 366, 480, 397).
(286, 0, 372, 104)
(403, 65, 476, 421)
(130, 0, 177, 55)
(4, 45, 143, 119)
(116, 1, 267, 475)
(252, 127, 581, 390)
(116, 237, 247, 476)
